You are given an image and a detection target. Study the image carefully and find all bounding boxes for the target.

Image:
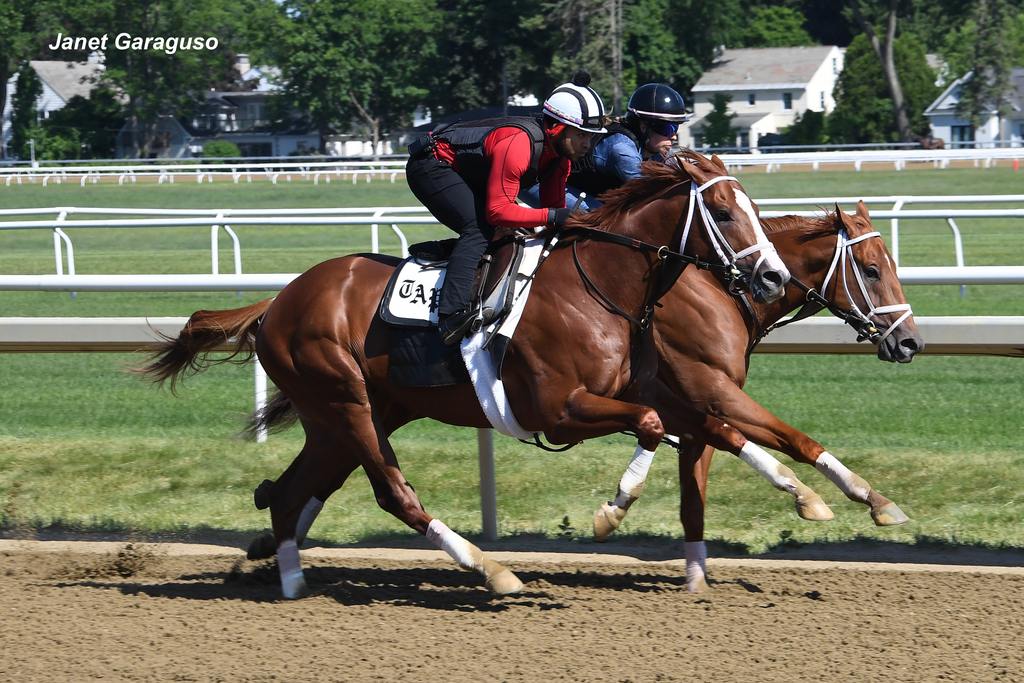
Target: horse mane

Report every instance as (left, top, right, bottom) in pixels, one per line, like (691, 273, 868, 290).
(572, 152, 704, 230)
(761, 210, 839, 241)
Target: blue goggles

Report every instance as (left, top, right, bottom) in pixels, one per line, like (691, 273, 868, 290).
(650, 121, 678, 138)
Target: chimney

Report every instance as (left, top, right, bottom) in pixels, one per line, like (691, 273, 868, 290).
(234, 54, 251, 77)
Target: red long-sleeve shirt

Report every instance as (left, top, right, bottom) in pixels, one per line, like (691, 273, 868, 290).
(434, 127, 569, 228)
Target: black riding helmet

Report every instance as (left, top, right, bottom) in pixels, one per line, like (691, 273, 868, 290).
(627, 83, 691, 123)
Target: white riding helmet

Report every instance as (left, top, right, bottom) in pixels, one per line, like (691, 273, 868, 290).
(543, 71, 608, 134)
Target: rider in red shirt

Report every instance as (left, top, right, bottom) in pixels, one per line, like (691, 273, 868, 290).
(406, 72, 608, 345)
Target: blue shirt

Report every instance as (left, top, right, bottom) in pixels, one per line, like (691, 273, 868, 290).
(519, 132, 643, 211)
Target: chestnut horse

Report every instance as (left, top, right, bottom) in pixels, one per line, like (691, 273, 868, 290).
(594, 201, 924, 590)
(139, 152, 790, 598)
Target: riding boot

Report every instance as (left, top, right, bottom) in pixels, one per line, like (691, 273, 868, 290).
(438, 309, 477, 346)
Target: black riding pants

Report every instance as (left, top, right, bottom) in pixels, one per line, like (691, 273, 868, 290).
(406, 153, 492, 317)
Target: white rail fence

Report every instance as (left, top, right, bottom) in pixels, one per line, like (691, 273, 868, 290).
(2, 196, 1023, 280)
(2, 147, 1023, 187)
(1, 315, 1022, 542)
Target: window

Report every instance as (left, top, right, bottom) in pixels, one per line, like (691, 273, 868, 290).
(748, 93, 755, 106)
(783, 93, 792, 110)
(832, 57, 839, 74)
(951, 125, 975, 148)
(820, 92, 826, 109)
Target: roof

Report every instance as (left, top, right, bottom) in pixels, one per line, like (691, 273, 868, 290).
(30, 60, 104, 102)
(692, 46, 838, 91)
(925, 67, 1024, 116)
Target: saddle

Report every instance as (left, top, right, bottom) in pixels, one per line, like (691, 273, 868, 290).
(379, 233, 536, 387)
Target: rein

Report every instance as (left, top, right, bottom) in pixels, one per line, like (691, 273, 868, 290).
(752, 228, 913, 349)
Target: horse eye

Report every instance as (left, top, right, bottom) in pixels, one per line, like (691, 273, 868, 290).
(713, 209, 731, 222)
(864, 265, 880, 280)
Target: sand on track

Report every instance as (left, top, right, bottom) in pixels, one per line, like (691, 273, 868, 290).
(1, 539, 1021, 682)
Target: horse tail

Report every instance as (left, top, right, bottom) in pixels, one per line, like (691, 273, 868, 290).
(243, 390, 298, 439)
(135, 298, 273, 392)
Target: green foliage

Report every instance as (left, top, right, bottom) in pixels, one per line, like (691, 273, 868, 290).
(783, 110, 828, 145)
(9, 62, 42, 160)
(201, 140, 242, 158)
(740, 6, 814, 47)
(701, 93, 737, 148)
(955, 0, 1015, 126)
(280, 0, 440, 147)
(828, 33, 939, 143)
(42, 89, 125, 159)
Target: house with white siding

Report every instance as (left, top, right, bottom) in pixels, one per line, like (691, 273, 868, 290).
(680, 45, 845, 150)
(924, 68, 1024, 147)
(2, 55, 104, 158)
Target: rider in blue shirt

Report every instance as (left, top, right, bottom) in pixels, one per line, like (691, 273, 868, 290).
(521, 83, 691, 211)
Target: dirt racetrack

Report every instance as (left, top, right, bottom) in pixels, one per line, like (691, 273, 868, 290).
(1, 540, 1021, 682)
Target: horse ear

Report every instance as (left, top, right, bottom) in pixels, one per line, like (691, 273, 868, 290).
(710, 154, 727, 173)
(856, 199, 871, 219)
(835, 202, 854, 228)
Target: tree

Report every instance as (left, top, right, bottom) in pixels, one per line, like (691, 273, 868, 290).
(9, 63, 43, 160)
(280, 0, 441, 155)
(202, 140, 242, 158)
(0, 0, 60, 158)
(741, 6, 814, 47)
(956, 0, 1014, 127)
(828, 33, 938, 143)
(43, 89, 125, 159)
(701, 93, 737, 148)
(784, 110, 828, 145)
(846, 0, 915, 140)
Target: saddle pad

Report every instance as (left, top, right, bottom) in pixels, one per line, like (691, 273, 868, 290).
(379, 258, 445, 327)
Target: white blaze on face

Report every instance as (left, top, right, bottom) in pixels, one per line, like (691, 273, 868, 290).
(733, 189, 789, 275)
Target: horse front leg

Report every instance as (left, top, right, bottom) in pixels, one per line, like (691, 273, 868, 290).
(698, 383, 908, 526)
(543, 390, 666, 541)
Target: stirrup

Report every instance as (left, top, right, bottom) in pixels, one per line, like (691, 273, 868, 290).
(440, 307, 494, 346)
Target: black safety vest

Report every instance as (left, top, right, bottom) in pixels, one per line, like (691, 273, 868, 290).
(567, 122, 642, 196)
(431, 116, 548, 191)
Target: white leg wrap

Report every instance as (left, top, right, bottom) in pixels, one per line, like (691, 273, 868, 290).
(277, 539, 307, 599)
(614, 445, 656, 504)
(815, 451, 870, 502)
(684, 541, 707, 590)
(737, 441, 799, 495)
(427, 519, 481, 571)
(295, 497, 324, 545)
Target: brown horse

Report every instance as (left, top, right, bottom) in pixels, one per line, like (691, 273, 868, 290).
(593, 201, 924, 590)
(139, 152, 790, 598)
(238, 202, 920, 592)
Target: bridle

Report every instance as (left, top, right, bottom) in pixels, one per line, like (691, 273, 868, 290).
(563, 172, 779, 331)
(678, 175, 780, 294)
(757, 227, 913, 346)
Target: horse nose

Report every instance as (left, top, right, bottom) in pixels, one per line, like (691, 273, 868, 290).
(761, 269, 784, 288)
(900, 337, 922, 356)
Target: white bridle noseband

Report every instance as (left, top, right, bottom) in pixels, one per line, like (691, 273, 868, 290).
(822, 229, 913, 344)
(678, 175, 779, 276)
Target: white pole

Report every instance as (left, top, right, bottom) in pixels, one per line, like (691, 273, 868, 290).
(477, 428, 497, 541)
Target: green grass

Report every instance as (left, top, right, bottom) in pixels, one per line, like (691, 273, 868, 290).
(1, 167, 1022, 553)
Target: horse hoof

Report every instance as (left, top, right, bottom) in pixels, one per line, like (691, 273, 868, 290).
(482, 559, 523, 595)
(593, 502, 627, 542)
(246, 533, 277, 560)
(871, 501, 910, 526)
(253, 479, 275, 510)
(280, 570, 309, 600)
(795, 493, 835, 522)
(687, 575, 710, 594)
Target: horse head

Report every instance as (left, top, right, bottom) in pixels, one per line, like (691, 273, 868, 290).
(675, 151, 790, 304)
(829, 201, 924, 363)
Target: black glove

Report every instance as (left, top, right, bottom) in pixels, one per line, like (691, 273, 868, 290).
(548, 207, 573, 228)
